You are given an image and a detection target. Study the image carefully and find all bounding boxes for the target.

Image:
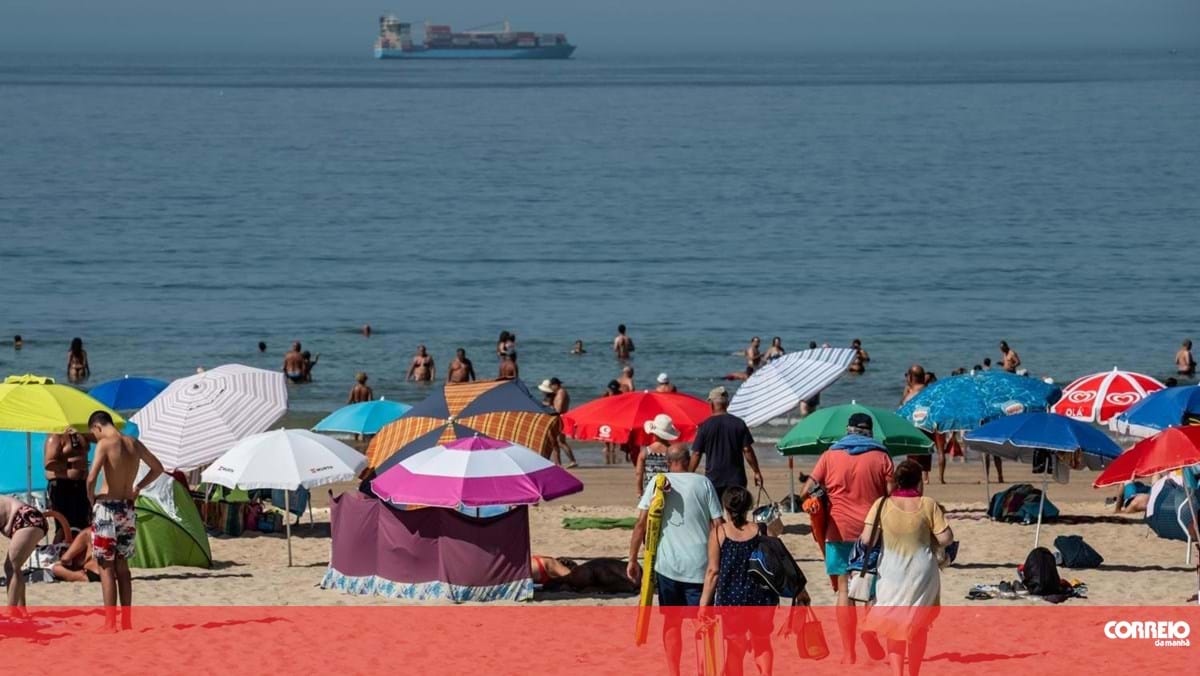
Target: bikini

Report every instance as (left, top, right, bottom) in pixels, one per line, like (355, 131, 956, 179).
(3, 504, 48, 538)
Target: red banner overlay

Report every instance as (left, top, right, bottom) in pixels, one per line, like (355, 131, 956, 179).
(3, 606, 1196, 673)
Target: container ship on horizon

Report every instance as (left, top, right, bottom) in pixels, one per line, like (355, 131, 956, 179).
(374, 16, 576, 59)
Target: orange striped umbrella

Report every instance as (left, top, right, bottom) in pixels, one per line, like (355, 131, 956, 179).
(367, 379, 559, 473)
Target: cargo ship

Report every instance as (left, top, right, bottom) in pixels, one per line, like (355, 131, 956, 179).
(374, 16, 575, 59)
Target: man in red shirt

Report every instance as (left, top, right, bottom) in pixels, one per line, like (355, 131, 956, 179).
(800, 413, 895, 664)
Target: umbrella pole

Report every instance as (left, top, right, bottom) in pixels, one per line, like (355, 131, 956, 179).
(788, 458, 796, 513)
(984, 451, 991, 521)
(1184, 483, 1197, 568)
(285, 489, 293, 567)
(1034, 457, 1051, 550)
(25, 432, 33, 505)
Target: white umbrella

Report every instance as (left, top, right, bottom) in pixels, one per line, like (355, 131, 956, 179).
(728, 347, 856, 427)
(200, 428, 366, 566)
(133, 364, 288, 471)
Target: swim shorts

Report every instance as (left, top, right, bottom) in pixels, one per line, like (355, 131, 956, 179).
(92, 500, 137, 562)
(48, 478, 91, 533)
(824, 540, 855, 576)
(2, 505, 48, 538)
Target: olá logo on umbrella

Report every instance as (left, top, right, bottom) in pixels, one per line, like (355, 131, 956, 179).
(598, 424, 612, 441)
(309, 465, 333, 474)
(1000, 400, 1025, 415)
(911, 407, 929, 425)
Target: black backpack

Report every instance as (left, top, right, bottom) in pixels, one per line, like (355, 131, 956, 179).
(1021, 546, 1062, 595)
(1053, 535, 1104, 569)
(748, 533, 807, 602)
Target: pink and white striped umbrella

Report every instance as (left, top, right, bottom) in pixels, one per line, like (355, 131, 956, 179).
(1051, 368, 1164, 424)
(371, 435, 583, 508)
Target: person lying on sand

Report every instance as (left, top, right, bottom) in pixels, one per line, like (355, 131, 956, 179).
(52, 526, 100, 583)
(532, 555, 638, 594)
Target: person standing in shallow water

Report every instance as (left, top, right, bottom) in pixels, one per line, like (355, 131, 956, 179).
(999, 341, 1021, 373)
(406, 344, 435, 382)
(282, 342, 305, 384)
(764, 337, 785, 362)
(498, 349, 518, 380)
(1176, 339, 1196, 377)
(66, 337, 90, 382)
(348, 372, 373, 403)
(613, 324, 635, 360)
(447, 348, 476, 383)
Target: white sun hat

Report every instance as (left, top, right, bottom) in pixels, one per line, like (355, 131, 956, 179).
(643, 413, 680, 441)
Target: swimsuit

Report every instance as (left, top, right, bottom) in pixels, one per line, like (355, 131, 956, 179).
(3, 504, 48, 538)
(531, 556, 553, 585)
(48, 477, 91, 533)
(286, 372, 305, 384)
(92, 500, 137, 562)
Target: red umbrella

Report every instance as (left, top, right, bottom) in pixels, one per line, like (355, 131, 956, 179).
(1053, 368, 1164, 424)
(562, 391, 711, 446)
(1093, 426, 1200, 488)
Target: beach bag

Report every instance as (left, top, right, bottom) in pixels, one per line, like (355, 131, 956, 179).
(1021, 547, 1062, 595)
(1053, 535, 1103, 569)
(243, 501, 264, 532)
(258, 511, 283, 533)
(847, 497, 886, 603)
(789, 606, 830, 660)
(753, 487, 784, 537)
(748, 532, 807, 599)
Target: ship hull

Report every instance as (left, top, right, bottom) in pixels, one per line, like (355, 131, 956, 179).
(375, 45, 575, 60)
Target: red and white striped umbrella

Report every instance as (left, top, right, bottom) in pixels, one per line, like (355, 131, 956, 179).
(132, 364, 288, 471)
(370, 435, 582, 508)
(1051, 368, 1164, 424)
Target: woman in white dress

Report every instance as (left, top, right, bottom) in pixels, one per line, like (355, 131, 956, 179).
(860, 459, 954, 676)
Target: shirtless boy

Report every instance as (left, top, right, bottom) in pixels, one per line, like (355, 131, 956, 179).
(86, 410, 164, 630)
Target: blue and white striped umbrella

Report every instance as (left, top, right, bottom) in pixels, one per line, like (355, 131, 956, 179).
(728, 348, 856, 427)
(132, 364, 288, 471)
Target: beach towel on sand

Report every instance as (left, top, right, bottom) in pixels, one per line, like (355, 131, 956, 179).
(562, 517, 637, 530)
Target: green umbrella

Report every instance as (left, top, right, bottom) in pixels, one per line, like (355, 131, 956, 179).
(777, 402, 932, 456)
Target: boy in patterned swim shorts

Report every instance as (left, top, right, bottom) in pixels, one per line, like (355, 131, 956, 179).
(86, 410, 164, 631)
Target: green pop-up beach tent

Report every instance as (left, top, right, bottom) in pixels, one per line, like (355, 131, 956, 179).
(130, 478, 212, 569)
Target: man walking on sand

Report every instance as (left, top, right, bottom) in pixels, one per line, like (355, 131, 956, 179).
(628, 446, 722, 676)
(539, 378, 577, 468)
(86, 410, 164, 630)
(689, 387, 763, 499)
(799, 413, 894, 664)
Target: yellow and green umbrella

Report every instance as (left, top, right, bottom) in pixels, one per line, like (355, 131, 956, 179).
(0, 374, 124, 500)
(777, 401, 931, 456)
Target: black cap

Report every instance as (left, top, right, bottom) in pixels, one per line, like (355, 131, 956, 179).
(847, 412, 874, 431)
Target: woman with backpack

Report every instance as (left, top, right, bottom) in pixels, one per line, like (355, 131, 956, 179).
(699, 486, 779, 676)
(860, 459, 954, 676)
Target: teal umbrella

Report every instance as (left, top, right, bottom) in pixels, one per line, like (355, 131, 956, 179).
(313, 399, 411, 436)
(777, 402, 932, 456)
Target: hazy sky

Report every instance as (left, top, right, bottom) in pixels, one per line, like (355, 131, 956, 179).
(2, 0, 1197, 52)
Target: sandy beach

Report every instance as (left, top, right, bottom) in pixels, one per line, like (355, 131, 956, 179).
(19, 457, 1196, 607)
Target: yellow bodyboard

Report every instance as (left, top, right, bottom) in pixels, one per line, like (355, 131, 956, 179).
(634, 473, 667, 645)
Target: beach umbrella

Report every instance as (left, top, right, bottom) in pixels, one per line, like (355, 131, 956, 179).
(0, 374, 124, 501)
(1051, 368, 1164, 424)
(371, 435, 582, 508)
(777, 402, 932, 457)
(367, 379, 558, 474)
(561, 391, 711, 446)
(1093, 426, 1200, 566)
(200, 429, 366, 566)
(728, 347, 856, 427)
(132, 364, 288, 471)
(313, 398, 411, 436)
(1093, 426, 1200, 489)
(897, 371, 1062, 433)
(1109, 385, 1200, 439)
(966, 412, 1122, 547)
(88, 375, 169, 411)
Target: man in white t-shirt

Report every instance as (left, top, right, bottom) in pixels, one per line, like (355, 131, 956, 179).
(628, 446, 722, 676)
